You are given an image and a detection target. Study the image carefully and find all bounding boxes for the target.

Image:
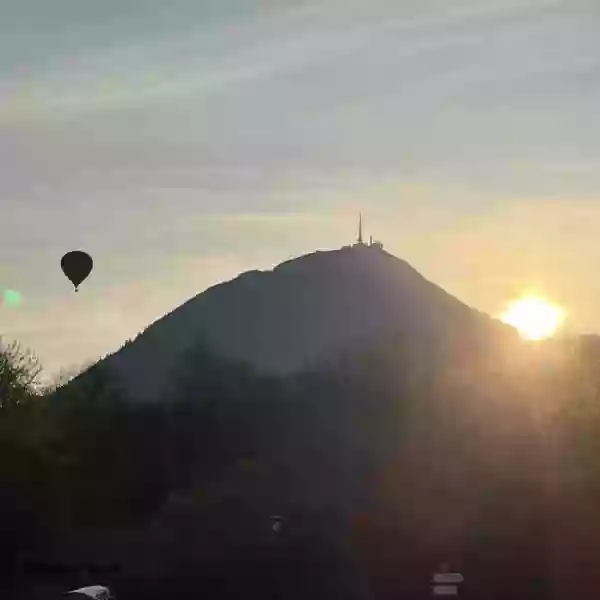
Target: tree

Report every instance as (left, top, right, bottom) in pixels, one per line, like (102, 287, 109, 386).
(0, 337, 42, 408)
(0, 338, 52, 591)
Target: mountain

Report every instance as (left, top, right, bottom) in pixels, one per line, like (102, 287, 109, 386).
(24, 246, 590, 600)
(80, 243, 505, 402)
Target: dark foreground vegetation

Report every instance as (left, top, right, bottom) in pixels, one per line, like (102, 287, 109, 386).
(2, 326, 600, 599)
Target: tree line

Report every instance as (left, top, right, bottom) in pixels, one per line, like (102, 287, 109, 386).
(2, 327, 600, 599)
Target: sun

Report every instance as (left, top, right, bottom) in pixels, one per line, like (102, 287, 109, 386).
(500, 295, 565, 341)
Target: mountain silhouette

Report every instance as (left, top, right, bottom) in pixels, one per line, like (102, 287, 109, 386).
(80, 244, 505, 401)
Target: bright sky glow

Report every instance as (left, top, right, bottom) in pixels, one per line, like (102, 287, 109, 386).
(500, 295, 565, 340)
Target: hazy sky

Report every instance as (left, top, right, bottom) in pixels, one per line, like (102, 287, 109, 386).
(1, 0, 599, 379)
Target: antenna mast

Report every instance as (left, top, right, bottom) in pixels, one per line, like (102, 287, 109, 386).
(358, 213, 363, 244)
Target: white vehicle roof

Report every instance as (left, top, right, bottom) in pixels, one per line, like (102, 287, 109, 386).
(66, 585, 112, 600)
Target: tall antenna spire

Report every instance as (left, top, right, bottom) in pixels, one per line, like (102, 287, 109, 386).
(358, 212, 363, 244)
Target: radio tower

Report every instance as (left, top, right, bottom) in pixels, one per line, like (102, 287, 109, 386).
(357, 212, 364, 244)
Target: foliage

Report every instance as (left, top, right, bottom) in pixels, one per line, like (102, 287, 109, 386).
(2, 330, 600, 598)
(0, 338, 42, 408)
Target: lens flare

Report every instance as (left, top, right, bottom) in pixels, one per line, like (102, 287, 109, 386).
(500, 295, 564, 340)
(3, 290, 21, 307)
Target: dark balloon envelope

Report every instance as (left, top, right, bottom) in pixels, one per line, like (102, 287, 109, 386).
(61, 251, 93, 291)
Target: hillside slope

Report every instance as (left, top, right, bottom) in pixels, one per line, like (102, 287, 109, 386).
(84, 244, 498, 401)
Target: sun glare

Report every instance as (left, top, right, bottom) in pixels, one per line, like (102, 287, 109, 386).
(500, 296, 565, 341)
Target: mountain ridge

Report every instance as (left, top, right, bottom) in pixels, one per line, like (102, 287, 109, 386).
(78, 244, 502, 401)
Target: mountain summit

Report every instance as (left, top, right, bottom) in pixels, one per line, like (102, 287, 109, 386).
(91, 244, 496, 401)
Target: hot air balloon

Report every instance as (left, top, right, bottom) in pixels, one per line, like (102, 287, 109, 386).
(61, 251, 93, 292)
